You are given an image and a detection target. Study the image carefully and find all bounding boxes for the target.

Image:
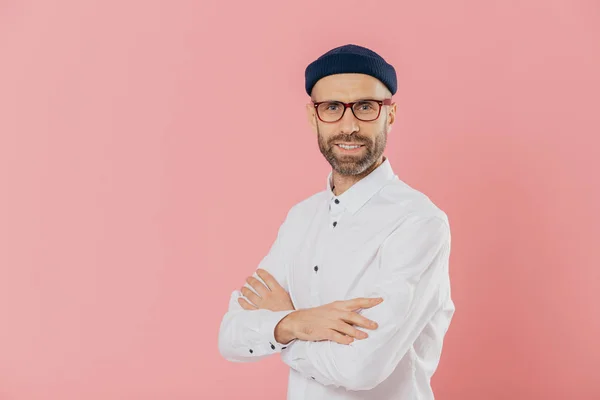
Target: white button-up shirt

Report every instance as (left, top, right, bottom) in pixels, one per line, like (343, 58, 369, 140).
(218, 156, 455, 399)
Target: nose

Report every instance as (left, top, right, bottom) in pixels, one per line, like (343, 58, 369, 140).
(338, 105, 360, 134)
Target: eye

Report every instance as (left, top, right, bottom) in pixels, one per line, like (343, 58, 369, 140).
(325, 102, 340, 111)
(356, 101, 375, 111)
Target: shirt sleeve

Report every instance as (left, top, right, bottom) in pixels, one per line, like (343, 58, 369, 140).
(279, 215, 452, 390)
(218, 208, 297, 362)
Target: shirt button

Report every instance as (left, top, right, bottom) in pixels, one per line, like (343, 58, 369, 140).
(249, 349, 253, 353)
(334, 199, 339, 204)
(333, 221, 337, 227)
(270, 342, 276, 350)
(314, 265, 318, 272)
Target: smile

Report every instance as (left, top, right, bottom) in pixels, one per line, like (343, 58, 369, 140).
(336, 144, 364, 149)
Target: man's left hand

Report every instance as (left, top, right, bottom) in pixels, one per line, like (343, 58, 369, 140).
(238, 268, 295, 311)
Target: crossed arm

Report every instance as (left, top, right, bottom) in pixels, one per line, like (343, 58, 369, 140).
(218, 214, 451, 391)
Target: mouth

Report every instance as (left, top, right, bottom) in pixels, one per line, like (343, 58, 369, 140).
(334, 143, 365, 153)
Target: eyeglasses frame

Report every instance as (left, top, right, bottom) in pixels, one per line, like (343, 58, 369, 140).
(312, 98, 393, 123)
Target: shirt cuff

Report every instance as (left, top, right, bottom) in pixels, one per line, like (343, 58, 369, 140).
(259, 309, 296, 352)
(280, 339, 335, 386)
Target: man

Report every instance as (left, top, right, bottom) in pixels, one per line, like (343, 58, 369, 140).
(218, 44, 455, 399)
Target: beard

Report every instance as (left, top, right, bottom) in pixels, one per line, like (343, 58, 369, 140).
(317, 117, 387, 176)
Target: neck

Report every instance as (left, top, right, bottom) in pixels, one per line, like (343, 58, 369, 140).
(331, 155, 384, 196)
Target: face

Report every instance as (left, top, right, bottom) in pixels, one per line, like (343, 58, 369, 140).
(307, 73, 396, 176)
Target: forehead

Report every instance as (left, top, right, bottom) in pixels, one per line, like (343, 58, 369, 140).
(311, 73, 388, 102)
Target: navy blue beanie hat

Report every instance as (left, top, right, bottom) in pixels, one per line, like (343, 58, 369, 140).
(305, 44, 397, 97)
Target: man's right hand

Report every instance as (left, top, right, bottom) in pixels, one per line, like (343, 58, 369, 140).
(274, 297, 383, 345)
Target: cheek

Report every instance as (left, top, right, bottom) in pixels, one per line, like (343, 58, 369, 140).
(318, 128, 337, 142)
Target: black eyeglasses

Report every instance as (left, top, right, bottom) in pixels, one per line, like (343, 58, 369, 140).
(312, 98, 392, 123)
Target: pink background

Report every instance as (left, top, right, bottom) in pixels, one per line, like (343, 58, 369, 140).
(1, 0, 599, 399)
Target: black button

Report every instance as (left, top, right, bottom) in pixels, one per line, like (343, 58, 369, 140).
(311, 376, 316, 380)
(270, 343, 276, 350)
(282, 346, 287, 350)
(249, 349, 253, 353)
(334, 199, 339, 204)
(314, 265, 318, 272)
(333, 221, 337, 227)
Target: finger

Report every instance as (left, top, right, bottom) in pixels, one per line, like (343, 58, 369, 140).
(241, 286, 262, 306)
(238, 297, 258, 310)
(246, 276, 270, 297)
(331, 320, 369, 339)
(339, 311, 379, 330)
(341, 297, 383, 311)
(326, 329, 354, 345)
(256, 269, 284, 291)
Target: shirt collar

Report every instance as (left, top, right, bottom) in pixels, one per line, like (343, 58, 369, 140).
(326, 156, 397, 215)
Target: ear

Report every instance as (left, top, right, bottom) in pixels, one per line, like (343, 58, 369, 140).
(386, 102, 397, 133)
(306, 102, 318, 134)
